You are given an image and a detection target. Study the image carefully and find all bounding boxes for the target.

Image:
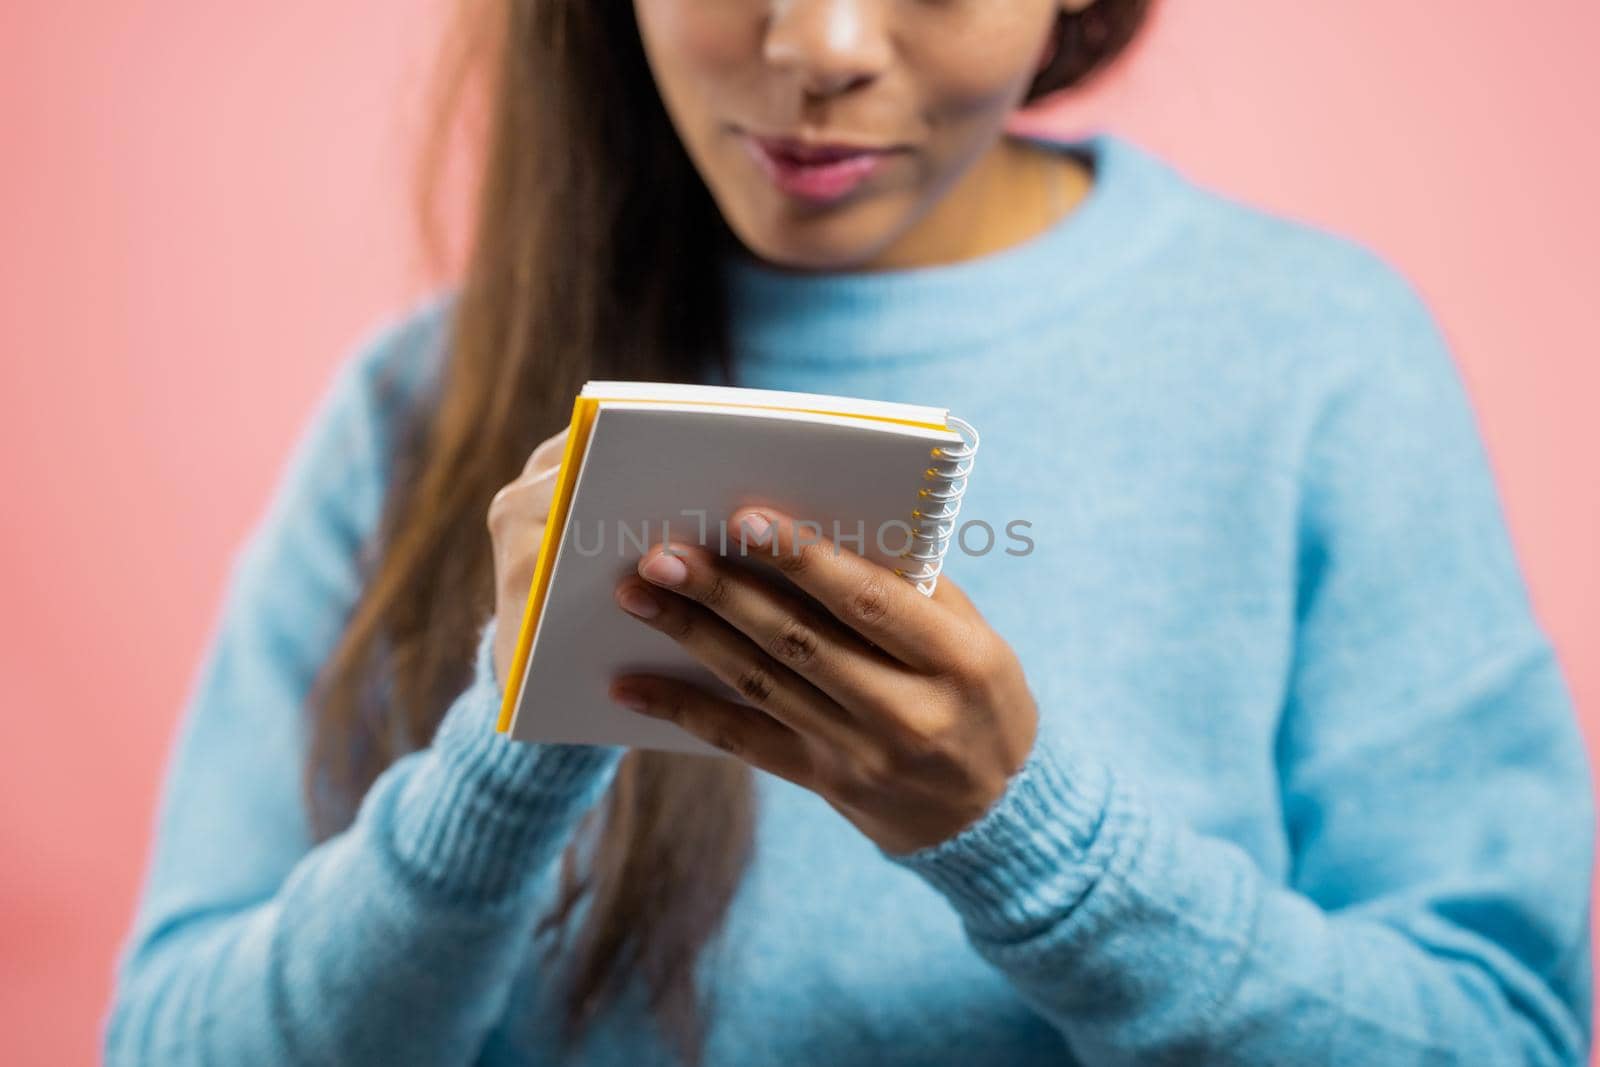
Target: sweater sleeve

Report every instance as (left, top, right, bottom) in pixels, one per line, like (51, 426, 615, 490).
(884, 276, 1594, 1064)
(104, 313, 624, 1066)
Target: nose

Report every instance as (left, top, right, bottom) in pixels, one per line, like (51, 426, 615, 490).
(763, 0, 891, 100)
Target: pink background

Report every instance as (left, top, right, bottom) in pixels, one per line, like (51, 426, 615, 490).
(3, 2, 1596, 1063)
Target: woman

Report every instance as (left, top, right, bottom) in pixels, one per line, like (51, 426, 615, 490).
(106, 1, 1594, 1064)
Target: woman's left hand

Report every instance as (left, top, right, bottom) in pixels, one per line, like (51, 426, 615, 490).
(608, 506, 1039, 856)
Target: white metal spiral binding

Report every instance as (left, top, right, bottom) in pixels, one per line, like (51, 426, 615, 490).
(895, 414, 978, 596)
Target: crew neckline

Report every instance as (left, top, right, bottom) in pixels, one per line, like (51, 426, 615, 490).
(724, 132, 1188, 367)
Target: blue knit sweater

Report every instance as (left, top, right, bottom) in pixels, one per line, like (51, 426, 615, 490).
(106, 134, 1594, 1065)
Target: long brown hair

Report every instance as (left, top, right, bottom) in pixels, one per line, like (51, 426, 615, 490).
(306, 1, 1153, 1061)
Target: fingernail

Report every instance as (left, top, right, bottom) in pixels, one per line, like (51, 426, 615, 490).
(739, 513, 772, 546)
(617, 587, 660, 619)
(641, 552, 688, 587)
(611, 685, 649, 712)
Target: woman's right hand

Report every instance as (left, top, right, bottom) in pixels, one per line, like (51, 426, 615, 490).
(486, 427, 570, 688)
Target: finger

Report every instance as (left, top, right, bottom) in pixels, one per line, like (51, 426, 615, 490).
(609, 674, 812, 784)
(633, 543, 913, 720)
(488, 467, 563, 605)
(614, 575, 861, 749)
(522, 426, 570, 477)
(729, 506, 968, 673)
(491, 462, 560, 526)
(518, 464, 560, 515)
(928, 573, 983, 620)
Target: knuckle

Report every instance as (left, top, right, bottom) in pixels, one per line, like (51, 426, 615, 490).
(660, 607, 696, 641)
(698, 569, 732, 610)
(936, 627, 989, 687)
(656, 687, 690, 724)
(890, 718, 960, 773)
(767, 618, 819, 667)
(486, 487, 514, 530)
(774, 540, 813, 577)
(705, 724, 744, 757)
(826, 750, 894, 806)
(488, 482, 546, 537)
(734, 663, 775, 706)
(846, 575, 892, 628)
(857, 751, 895, 791)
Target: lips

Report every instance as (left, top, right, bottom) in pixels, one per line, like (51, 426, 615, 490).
(757, 137, 885, 165)
(740, 132, 899, 203)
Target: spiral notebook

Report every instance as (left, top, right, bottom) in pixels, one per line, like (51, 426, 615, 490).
(495, 381, 978, 755)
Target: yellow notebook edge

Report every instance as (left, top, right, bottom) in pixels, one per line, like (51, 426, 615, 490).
(495, 396, 599, 733)
(494, 391, 957, 736)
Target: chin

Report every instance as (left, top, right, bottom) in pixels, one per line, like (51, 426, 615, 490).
(722, 197, 905, 274)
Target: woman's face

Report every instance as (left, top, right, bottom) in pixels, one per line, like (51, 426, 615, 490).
(632, 0, 1081, 271)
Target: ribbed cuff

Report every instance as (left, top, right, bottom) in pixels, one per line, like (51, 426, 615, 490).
(384, 616, 625, 904)
(882, 723, 1123, 942)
